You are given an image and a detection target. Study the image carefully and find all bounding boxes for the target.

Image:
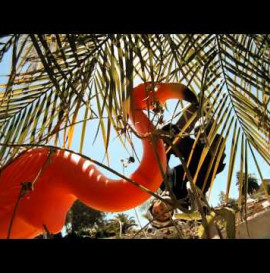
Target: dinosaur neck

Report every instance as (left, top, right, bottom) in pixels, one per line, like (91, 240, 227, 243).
(55, 107, 166, 212)
(57, 83, 194, 212)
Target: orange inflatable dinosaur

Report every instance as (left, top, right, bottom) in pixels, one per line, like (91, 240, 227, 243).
(0, 82, 197, 238)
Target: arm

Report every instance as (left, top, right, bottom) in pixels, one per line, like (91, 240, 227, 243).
(175, 102, 199, 135)
(161, 103, 199, 162)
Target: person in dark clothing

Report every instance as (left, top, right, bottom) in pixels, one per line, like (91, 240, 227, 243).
(147, 103, 226, 227)
(160, 123, 226, 201)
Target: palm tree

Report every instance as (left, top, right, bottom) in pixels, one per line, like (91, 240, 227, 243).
(0, 34, 270, 237)
(114, 213, 137, 234)
(236, 172, 260, 196)
(106, 213, 137, 237)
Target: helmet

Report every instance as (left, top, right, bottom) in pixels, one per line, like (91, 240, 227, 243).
(145, 193, 174, 229)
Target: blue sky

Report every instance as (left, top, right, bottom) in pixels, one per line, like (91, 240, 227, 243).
(1, 39, 270, 229)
